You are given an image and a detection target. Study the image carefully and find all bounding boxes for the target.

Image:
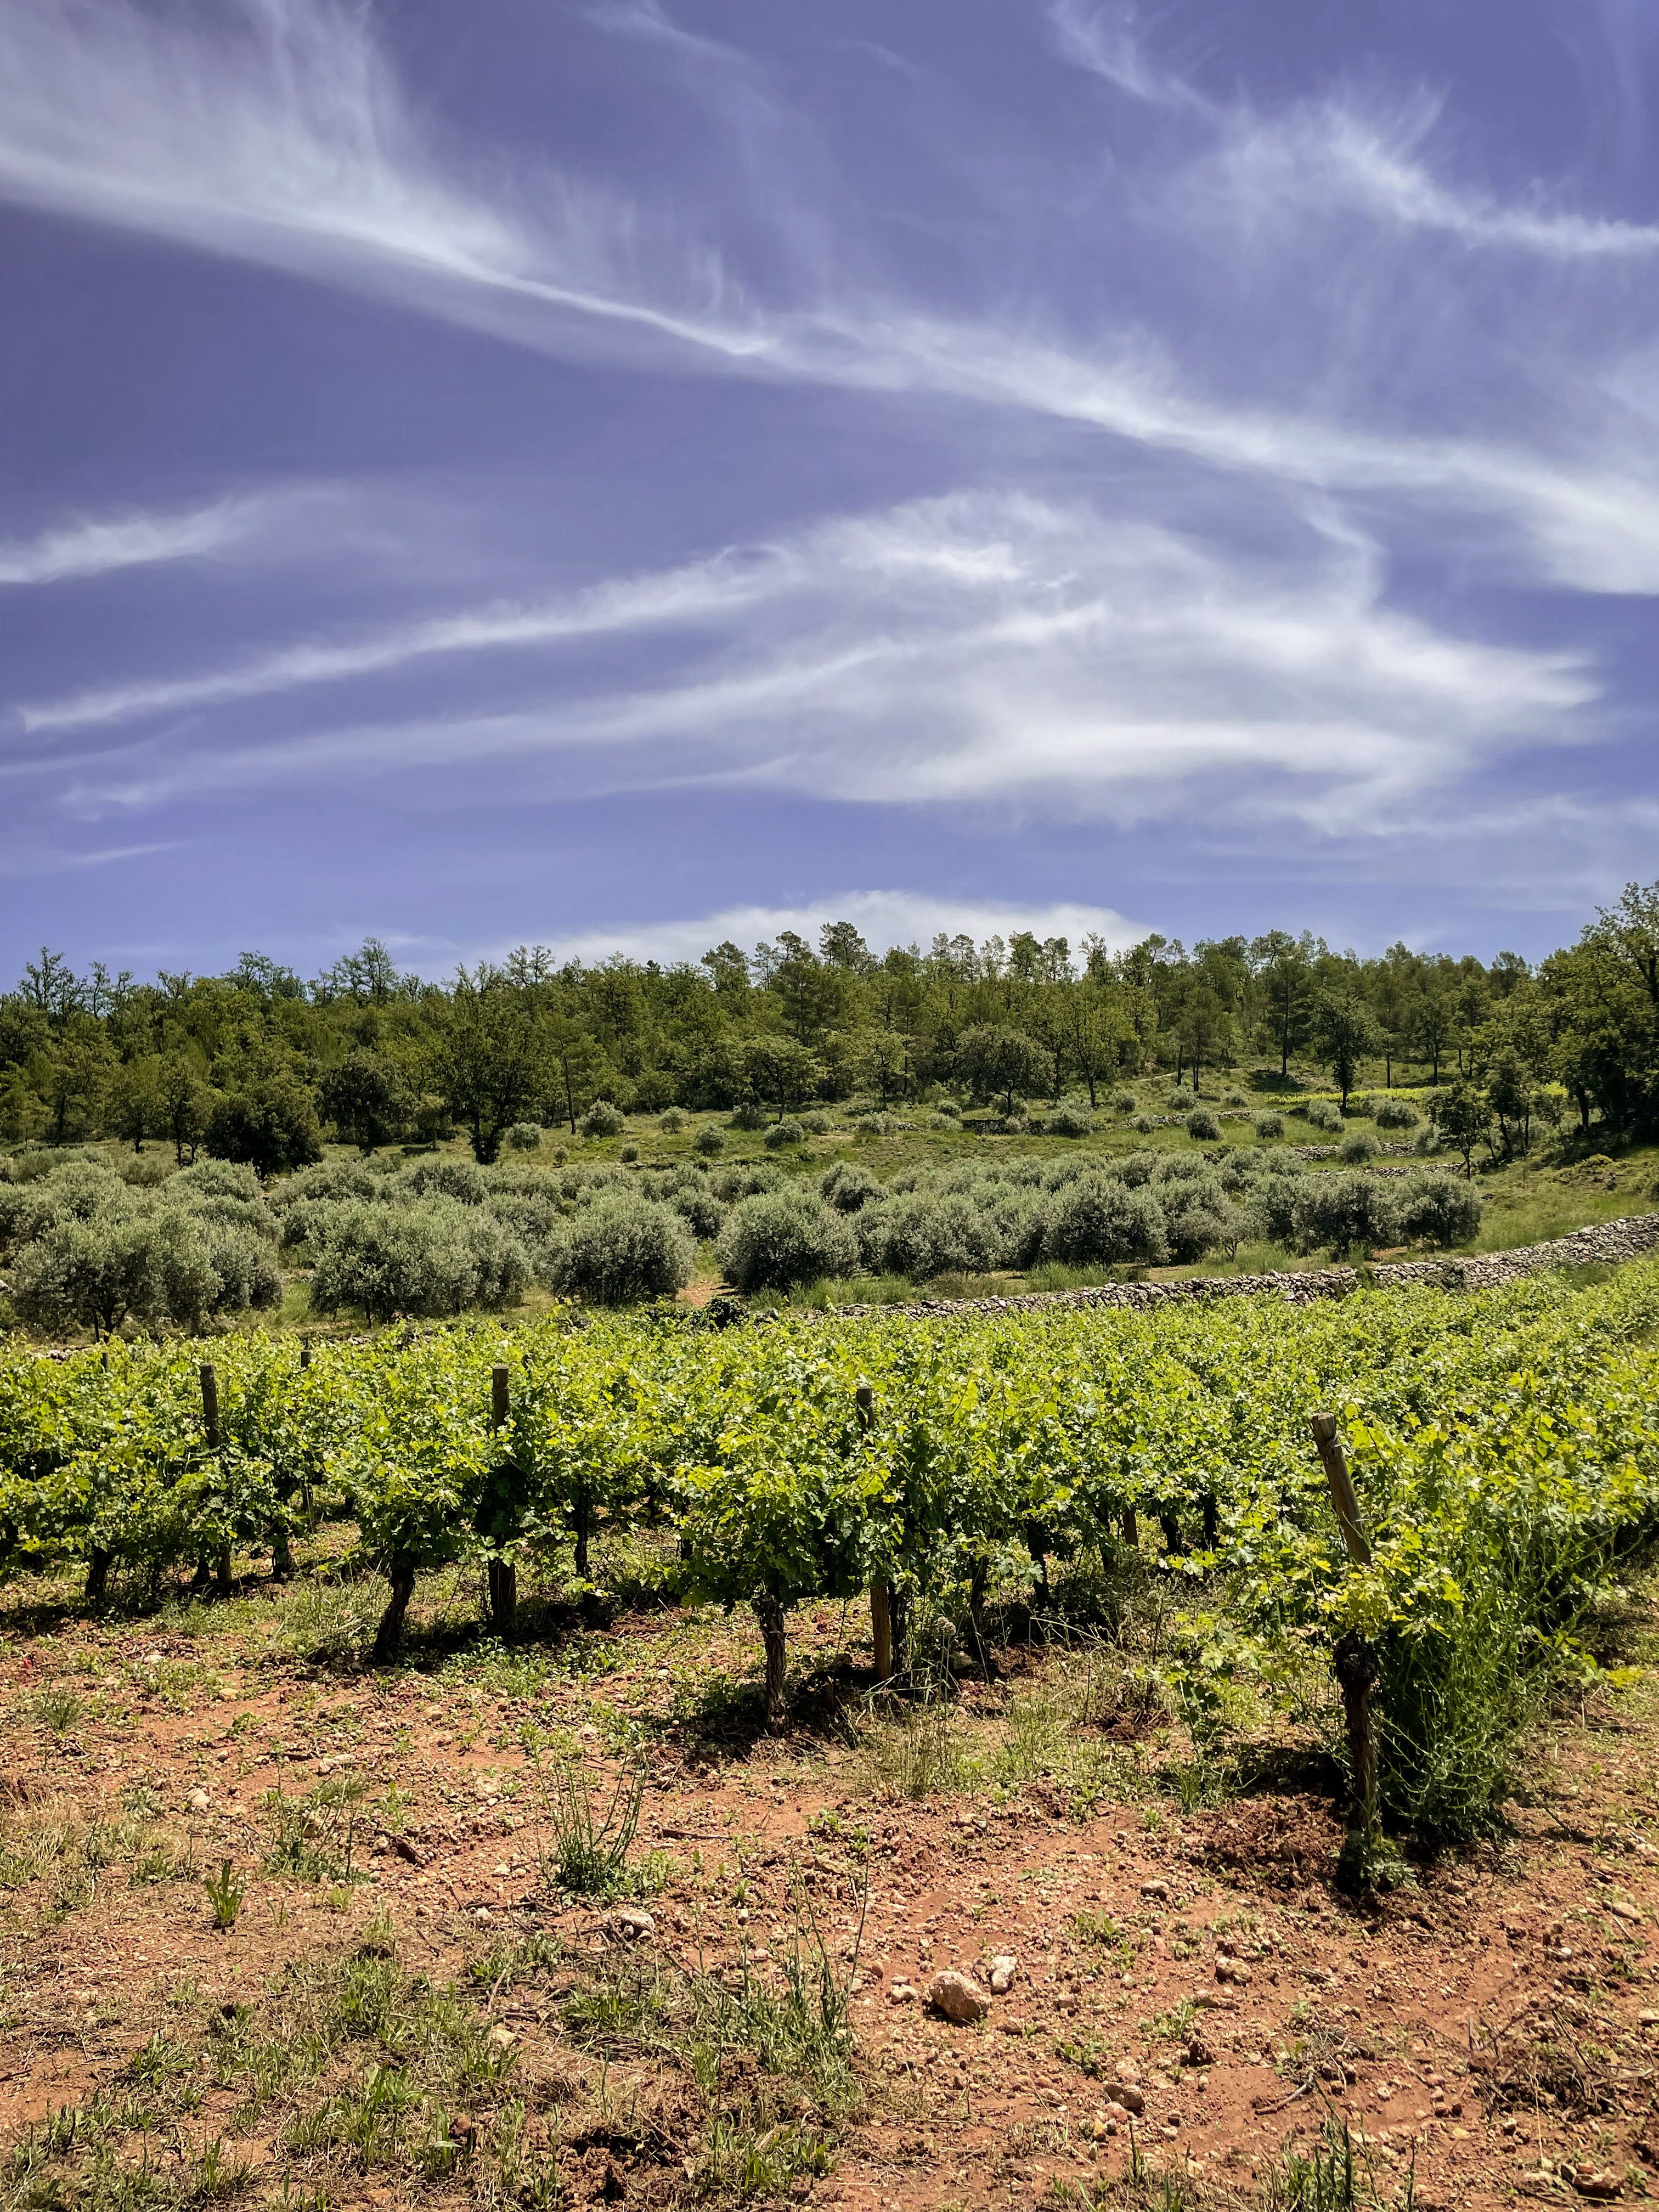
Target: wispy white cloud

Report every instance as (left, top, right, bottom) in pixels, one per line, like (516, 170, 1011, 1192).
(0, 0, 767, 366)
(0, 497, 261, 586)
(524, 890, 1146, 969)
(5, 0, 1659, 609)
(1214, 100, 1659, 261)
(1045, 0, 1211, 114)
(20, 544, 793, 733)
(23, 492, 1593, 835)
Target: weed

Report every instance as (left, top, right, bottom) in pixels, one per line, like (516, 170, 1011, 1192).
(203, 1859, 247, 1929)
(33, 1685, 86, 1736)
(526, 1746, 646, 1897)
(1261, 2114, 1386, 2211)
(261, 1774, 368, 1883)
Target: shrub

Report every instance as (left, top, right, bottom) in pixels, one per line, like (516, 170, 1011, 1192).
(1304, 1099, 1343, 1134)
(1131, 1114, 1156, 1135)
(1165, 1091, 1193, 1112)
(308, 1200, 530, 1322)
(1223, 1089, 1248, 1107)
(935, 1098, 962, 1120)
(800, 1111, 833, 1135)
(716, 1189, 856, 1293)
(1374, 1096, 1420, 1131)
(1109, 1089, 1138, 1114)
(1186, 1108, 1222, 1142)
(693, 1124, 726, 1156)
(1289, 1172, 1401, 1258)
(1048, 1104, 1095, 1137)
(1339, 1131, 1379, 1163)
(619, 1143, 640, 1163)
(1346, 1094, 1375, 1120)
(820, 1162, 887, 1214)
(504, 1122, 543, 1152)
(730, 1102, 770, 1132)
(546, 1194, 695, 1305)
(668, 1181, 724, 1239)
(763, 1118, 806, 1150)
(1164, 1197, 1244, 1264)
(1396, 1170, 1481, 1248)
(579, 1099, 626, 1139)
(1042, 1175, 1169, 1267)
(658, 1108, 689, 1133)
(856, 1192, 994, 1281)
(10, 1210, 279, 1337)
(1252, 1111, 1285, 1141)
(403, 1155, 486, 1205)
(855, 1114, 902, 1141)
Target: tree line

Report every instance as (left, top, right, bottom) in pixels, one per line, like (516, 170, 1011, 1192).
(5, 884, 1659, 1170)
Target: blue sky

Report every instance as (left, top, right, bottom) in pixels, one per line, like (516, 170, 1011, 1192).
(3, 0, 1658, 978)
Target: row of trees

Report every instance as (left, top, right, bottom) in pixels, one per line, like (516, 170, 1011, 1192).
(5, 885, 1659, 1167)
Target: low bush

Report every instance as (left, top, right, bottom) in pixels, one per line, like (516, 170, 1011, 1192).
(1109, 1089, 1138, 1114)
(1223, 1088, 1248, 1107)
(619, 1144, 640, 1164)
(730, 1102, 770, 1132)
(504, 1122, 543, 1152)
(1289, 1172, 1400, 1258)
(1396, 1170, 1481, 1247)
(1374, 1096, 1420, 1131)
(1048, 1104, 1095, 1137)
(1304, 1100, 1343, 1133)
(1186, 1108, 1222, 1142)
(546, 1195, 695, 1305)
(1131, 1113, 1156, 1135)
(1043, 1174, 1169, 1268)
(1252, 1111, 1285, 1140)
(308, 1200, 529, 1323)
(716, 1189, 856, 1293)
(856, 1192, 995, 1280)
(820, 1163, 887, 1214)
(404, 1155, 486, 1205)
(800, 1111, 833, 1135)
(658, 1108, 689, 1133)
(579, 1100, 626, 1139)
(693, 1125, 726, 1156)
(1339, 1131, 1379, 1164)
(764, 1118, 807, 1150)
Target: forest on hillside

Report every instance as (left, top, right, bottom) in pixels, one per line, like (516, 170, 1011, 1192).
(4, 883, 1659, 1172)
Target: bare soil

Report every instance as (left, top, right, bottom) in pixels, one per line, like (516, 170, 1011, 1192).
(2, 1570, 1658, 2210)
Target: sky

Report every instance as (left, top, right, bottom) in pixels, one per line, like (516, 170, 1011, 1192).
(3, 0, 1659, 981)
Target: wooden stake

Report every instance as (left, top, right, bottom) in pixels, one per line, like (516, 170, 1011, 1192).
(1310, 1412, 1372, 1566)
(1310, 1412, 1382, 1871)
(488, 1364, 516, 1633)
(856, 1385, 895, 1680)
(199, 1363, 219, 1451)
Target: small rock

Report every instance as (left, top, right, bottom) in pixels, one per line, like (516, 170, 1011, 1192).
(988, 1953, 1020, 1994)
(889, 1980, 921, 2003)
(926, 1970, 990, 2024)
(1117, 2085, 1146, 2117)
(1639, 2010, 1659, 2027)
(486, 2024, 517, 2052)
(1215, 1955, 1251, 1985)
(1610, 1901, 1643, 1925)
(1116, 2059, 1141, 2085)
(605, 1906, 656, 1944)
(1141, 1879, 1170, 1899)
(1570, 2168, 1623, 2202)
(187, 1787, 210, 1812)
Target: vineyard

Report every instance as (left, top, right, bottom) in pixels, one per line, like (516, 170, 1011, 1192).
(8, 1256, 1659, 1858)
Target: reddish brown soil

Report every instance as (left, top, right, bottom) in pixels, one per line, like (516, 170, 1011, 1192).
(2, 1586, 1657, 2209)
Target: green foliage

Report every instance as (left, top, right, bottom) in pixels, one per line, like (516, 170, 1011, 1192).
(763, 1117, 806, 1150)
(503, 1120, 543, 1152)
(716, 1188, 857, 1293)
(203, 1858, 248, 1929)
(1185, 1108, 1222, 1141)
(579, 1099, 625, 1138)
(544, 1193, 695, 1305)
(204, 1079, 324, 1178)
(527, 1749, 647, 1897)
(308, 1200, 529, 1323)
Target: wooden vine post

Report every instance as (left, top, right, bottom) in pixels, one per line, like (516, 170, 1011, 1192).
(487, 1364, 517, 1633)
(201, 1362, 233, 1596)
(858, 1384, 898, 1683)
(1310, 1412, 1382, 1867)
